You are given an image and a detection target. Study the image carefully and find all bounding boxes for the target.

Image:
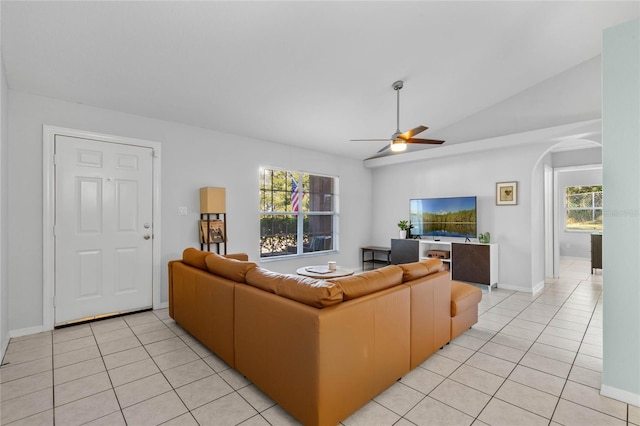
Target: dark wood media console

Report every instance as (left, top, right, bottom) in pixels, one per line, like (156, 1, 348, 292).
(390, 239, 499, 288)
(451, 243, 490, 285)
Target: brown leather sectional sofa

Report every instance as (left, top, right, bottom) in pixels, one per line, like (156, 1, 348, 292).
(168, 248, 481, 426)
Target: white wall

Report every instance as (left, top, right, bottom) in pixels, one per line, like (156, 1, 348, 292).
(6, 90, 372, 333)
(430, 56, 602, 144)
(601, 18, 640, 406)
(370, 142, 554, 292)
(1, 9, 11, 357)
(556, 166, 602, 258)
(552, 147, 601, 168)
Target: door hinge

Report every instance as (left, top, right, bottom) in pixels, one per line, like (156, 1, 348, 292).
(151, 149, 158, 158)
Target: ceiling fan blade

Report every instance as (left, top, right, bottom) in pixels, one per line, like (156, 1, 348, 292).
(406, 138, 445, 144)
(399, 125, 428, 140)
(377, 144, 391, 153)
(350, 138, 392, 142)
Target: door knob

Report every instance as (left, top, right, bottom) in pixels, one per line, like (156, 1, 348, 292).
(144, 234, 151, 240)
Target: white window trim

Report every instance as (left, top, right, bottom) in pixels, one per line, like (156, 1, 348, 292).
(259, 167, 339, 260)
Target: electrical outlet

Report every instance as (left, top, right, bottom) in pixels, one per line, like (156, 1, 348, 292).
(177, 206, 188, 216)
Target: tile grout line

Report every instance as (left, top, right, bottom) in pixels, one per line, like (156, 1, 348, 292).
(456, 278, 590, 423)
(3, 263, 628, 426)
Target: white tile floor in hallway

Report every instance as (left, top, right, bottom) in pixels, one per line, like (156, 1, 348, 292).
(1, 258, 639, 425)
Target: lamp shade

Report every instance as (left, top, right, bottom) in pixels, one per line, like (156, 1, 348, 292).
(200, 187, 226, 213)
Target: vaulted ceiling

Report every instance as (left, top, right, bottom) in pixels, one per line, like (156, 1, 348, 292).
(2, 1, 638, 159)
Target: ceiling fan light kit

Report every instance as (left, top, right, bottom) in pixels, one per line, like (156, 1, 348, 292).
(352, 80, 445, 156)
(390, 140, 407, 152)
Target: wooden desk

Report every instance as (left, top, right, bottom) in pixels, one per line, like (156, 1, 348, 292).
(360, 246, 391, 270)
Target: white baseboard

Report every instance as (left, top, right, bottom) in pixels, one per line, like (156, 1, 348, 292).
(559, 256, 590, 260)
(10, 325, 46, 339)
(0, 334, 9, 363)
(601, 384, 640, 407)
(532, 280, 545, 294)
(497, 282, 537, 293)
(155, 302, 168, 309)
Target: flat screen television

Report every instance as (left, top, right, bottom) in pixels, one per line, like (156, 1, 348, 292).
(409, 196, 477, 239)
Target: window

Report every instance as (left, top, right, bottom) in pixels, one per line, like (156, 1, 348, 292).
(565, 185, 603, 231)
(259, 168, 337, 258)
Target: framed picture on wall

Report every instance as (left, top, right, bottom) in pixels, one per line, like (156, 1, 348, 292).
(496, 181, 518, 205)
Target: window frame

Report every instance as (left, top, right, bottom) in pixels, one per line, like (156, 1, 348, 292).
(259, 167, 338, 260)
(564, 186, 603, 232)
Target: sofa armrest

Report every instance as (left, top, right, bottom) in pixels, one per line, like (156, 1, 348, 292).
(169, 261, 236, 367)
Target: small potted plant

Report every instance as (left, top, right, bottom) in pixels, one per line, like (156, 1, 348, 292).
(397, 220, 412, 239)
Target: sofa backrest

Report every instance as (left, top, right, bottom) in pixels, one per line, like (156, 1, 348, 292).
(245, 267, 343, 308)
(179, 248, 446, 310)
(182, 248, 254, 282)
(328, 265, 404, 301)
(204, 252, 256, 283)
(398, 258, 444, 282)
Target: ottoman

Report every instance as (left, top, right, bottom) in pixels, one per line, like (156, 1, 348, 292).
(450, 281, 483, 340)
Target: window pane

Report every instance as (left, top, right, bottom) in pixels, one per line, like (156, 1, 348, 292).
(302, 214, 334, 252)
(260, 169, 300, 212)
(594, 191, 603, 207)
(566, 209, 603, 230)
(565, 186, 603, 231)
(259, 168, 337, 258)
(260, 214, 298, 257)
(302, 174, 334, 212)
(567, 193, 593, 208)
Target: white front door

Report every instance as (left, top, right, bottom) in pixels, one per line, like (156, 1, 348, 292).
(54, 135, 154, 325)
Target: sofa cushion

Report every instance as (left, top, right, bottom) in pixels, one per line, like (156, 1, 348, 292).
(332, 265, 403, 301)
(244, 267, 280, 293)
(450, 281, 483, 316)
(399, 258, 444, 282)
(204, 252, 256, 283)
(245, 267, 343, 308)
(182, 247, 210, 271)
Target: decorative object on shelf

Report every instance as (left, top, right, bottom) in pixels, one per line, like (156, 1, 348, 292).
(496, 181, 518, 205)
(200, 219, 225, 244)
(478, 232, 491, 244)
(397, 220, 412, 239)
(200, 187, 227, 254)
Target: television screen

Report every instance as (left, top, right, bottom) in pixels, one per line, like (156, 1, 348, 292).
(410, 196, 477, 239)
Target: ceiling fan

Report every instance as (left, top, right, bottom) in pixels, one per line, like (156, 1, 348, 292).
(351, 80, 445, 154)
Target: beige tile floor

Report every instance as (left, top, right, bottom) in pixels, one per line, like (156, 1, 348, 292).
(1, 258, 639, 425)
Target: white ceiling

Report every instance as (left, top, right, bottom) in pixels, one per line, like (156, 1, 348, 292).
(2, 1, 638, 160)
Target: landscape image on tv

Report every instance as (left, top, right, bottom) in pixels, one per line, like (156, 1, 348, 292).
(410, 196, 477, 238)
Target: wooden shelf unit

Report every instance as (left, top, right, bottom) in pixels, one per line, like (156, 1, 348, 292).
(200, 213, 227, 255)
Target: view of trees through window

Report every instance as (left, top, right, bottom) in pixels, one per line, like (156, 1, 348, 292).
(259, 168, 336, 258)
(565, 185, 603, 231)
